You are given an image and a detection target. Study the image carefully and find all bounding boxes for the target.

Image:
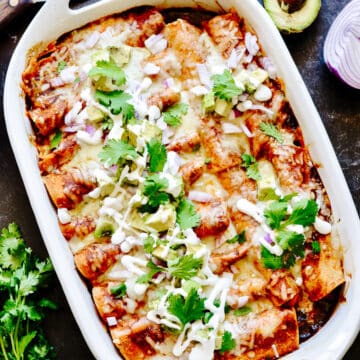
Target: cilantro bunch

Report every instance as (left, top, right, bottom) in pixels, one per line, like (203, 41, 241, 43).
(0, 223, 57, 360)
(261, 196, 319, 269)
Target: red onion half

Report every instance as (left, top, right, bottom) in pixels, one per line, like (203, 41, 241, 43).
(324, 0, 360, 89)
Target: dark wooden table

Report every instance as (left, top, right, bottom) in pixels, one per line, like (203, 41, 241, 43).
(0, 1, 359, 359)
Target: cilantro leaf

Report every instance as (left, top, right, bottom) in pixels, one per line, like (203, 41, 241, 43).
(241, 153, 261, 181)
(57, 61, 67, 72)
(147, 138, 167, 173)
(211, 69, 243, 101)
(0, 223, 26, 270)
(312, 240, 321, 255)
(101, 116, 114, 131)
(0, 223, 56, 360)
(258, 188, 280, 201)
(163, 103, 188, 127)
(233, 306, 252, 316)
(259, 122, 283, 143)
(176, 199, 201, 230)
(95, 89, 135, 121)
(98, 139, 138, 167)
(261, 231, 305, 270)
(50, 130, 62, 150)
(88, 60, 126, 87)
(136, 261, 163, 284)
(284, 199, 318, 227)
(143, 235, 156, 254)
(219, 331, 236, 353)
(276, 230, 305, 252)
(110, 283, 127, 298)
(139, 174, 170, 213)
(167, 254, 203, 280)
(260, 246, 284, 269)
(264, 200, 288, 230)
(226, 231, 246, 244)
(167, 288, 205, 327)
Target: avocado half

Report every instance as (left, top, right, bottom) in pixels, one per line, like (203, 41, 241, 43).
(264, 0, 321, 33)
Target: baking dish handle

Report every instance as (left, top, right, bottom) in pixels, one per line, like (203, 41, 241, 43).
(40, 0, 107, 15)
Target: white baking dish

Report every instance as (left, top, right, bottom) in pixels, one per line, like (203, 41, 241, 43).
(4, 0, 360, 359)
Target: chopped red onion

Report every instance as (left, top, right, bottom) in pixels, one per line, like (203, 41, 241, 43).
(50, 77, 64, 88)
(245, 32, 259, 56)
(106, 316, 117, 327)
(85, 31, 100, 48)
(222, 122, 242, 134)
(144, 34, 167, 54)
(59, 66, 77, 83)
(63, 124, 85, 133)
(41, 83, 50, 92)
(143, 63, 160, 75)
(239, 123, 254, 138)
(144, 33, 163, 48)
(324, 0, 360, 89)
(85, 124, 96, 135)
(233, 108, 242, 118)
(64, 101, 82, 125)
(163, 151, 182, 175)
(264, 233, 273, 244)
(188, 191, 213, 203)
(163, 77, 175, 89)
(197, 63, 213, 88)
(250, 104, 274, 117)
(260, 57, 277, 79)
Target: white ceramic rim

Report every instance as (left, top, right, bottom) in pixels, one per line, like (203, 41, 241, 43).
(4, 0, 360, 359)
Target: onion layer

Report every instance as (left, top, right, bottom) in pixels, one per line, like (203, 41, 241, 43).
(324, 0, 360, 89)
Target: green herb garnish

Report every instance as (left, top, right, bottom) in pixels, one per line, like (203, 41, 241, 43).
(0, 223, 57, 360)
(49, 129, 62, 150)
(110, 283, 127, 299)
(88, 60, 126, 87)
(167, 288, 205, 328)
(176, 199, 201, 230)
(146, 138, 167, 173)
(219, 331, 236, 353)
(211, 69, 243, 101)
(98, 139, 138, 167)
(241, 153, 261, 181)
(226, 231, 246, 244)
(167, 254, 203, 280)
(95, 90, 135, 121)
(259, 122, 283, 143)
(163, 103, 188, 127)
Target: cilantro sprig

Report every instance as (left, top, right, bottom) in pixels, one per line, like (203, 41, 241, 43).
(88, 60, 126, 87)
(167, 254, 203, 280)
(176, 199, 201, 230)
(211, 69, 243, 101)
(98, 139, 138, 167)
(167, 288, 205, 328)
(219, 331, 236, 353)
(261, 196, 318, 269)
(0, 223, 57, 360)
(312, 240, 321, 255)
(50, 129, 62, 150)
(146, 138, 167, 173)
(163, 103, 188, 127)
(241, 154, 261, 181)
(264, 196, 318, 230)
(95, 89, 135, 122)
(136, 261, 163, 284)
(259, 122, 283, 143)
(110, 283, 127, 299)
(139, 174, 170, 213)
(226, 230, 246, 244)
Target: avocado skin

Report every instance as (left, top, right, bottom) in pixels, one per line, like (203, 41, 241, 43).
(264, 0, 321, 34)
